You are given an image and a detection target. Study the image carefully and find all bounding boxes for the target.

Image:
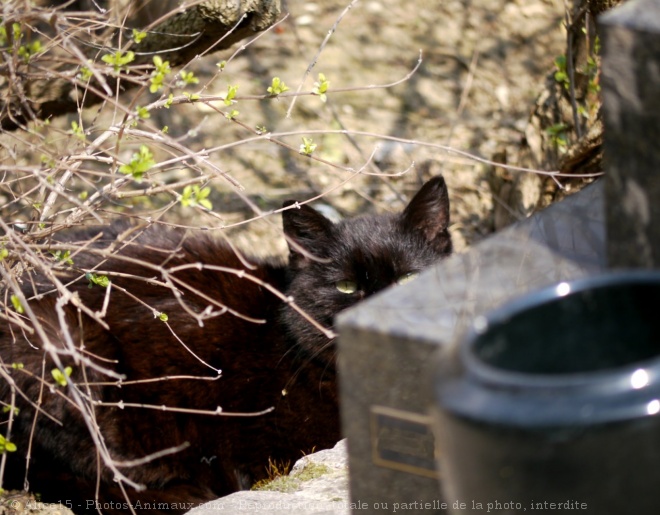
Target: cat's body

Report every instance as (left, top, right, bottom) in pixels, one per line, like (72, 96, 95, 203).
(0, 176, 452, 514)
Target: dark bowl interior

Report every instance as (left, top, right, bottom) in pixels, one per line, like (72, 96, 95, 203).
(472, 279, 660, 375)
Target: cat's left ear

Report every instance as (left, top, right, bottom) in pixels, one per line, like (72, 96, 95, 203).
(282, 200, 335, 268)
(400, 175, 452, 252)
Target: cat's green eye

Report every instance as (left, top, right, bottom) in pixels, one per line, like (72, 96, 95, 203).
(336, 279, 358, 294)
(397, 272, 418, 285)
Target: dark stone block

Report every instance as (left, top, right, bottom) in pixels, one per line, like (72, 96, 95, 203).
(600, 0, 660, 268)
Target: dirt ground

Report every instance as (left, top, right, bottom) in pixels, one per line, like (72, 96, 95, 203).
(147, 0, 568, 255)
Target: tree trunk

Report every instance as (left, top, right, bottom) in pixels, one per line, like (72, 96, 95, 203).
(0, 0, 281, 131)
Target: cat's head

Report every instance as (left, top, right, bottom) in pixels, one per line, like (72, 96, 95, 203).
(280, 175, 452, 362)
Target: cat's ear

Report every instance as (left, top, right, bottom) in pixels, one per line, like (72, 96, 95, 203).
(400, 175, 452, 251)
(282, 201, 335, 268)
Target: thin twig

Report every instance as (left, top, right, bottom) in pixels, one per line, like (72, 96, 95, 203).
(286, 0, 361, 118)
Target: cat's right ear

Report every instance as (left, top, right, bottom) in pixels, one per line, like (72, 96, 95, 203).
(282, 201, 334, 268)
(400, 175, 452, 254)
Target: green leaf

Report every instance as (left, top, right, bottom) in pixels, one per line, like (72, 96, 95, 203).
(150, 56, 171, 93)
(223, 84, 239, 106)
(70, 120, 85, 140)
(554, 55, 566, 70)
(312, 73, 330, 102)
(197, 187, 211, 201)
(86, 272, 110, 288)
(136, 106, 150, 119)
(181, 185, 213, 210)
(119, 145, 155, 182)
(10, 295, 24, 314)
(51, 366, 73, 387)
(180, 70, 199, 86)
(546, 123, 569, 152)
(158, 312, 169, 322)
(50, 249, 74, 266)
(150, 76, 164, 93)
(132, 29, 147, 43)
(225, 109, 239, 120)
(553, 56, 570, 90)
(299, 137, 317, 156)
(0, 433, 17, 453)
(17, 40, 42, 62)
(12, 23, 22, 42)
(0, 248, 8, 260)
(181, 185, 193, 207)
(267, 77, 290, 96)
(546, 123, 569, 136)
(153, 56, 165, 71)
(101, 50, 135, 72)
(182, 186, 199, 207)
(78, 65, 93, 81)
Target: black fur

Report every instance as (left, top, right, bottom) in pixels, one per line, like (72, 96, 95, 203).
(0, 176, 452, 514)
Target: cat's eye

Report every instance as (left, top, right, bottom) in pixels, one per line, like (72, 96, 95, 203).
(397, 272, 418, 285)
(336, 280, 358, 294)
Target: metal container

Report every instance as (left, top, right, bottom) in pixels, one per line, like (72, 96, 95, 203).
(431, 272, 660, 515)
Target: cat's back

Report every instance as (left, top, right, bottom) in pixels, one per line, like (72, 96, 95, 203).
(52, 221, 284, 284)
(41, 221, 288, 316)
(1, 222, 290, 379)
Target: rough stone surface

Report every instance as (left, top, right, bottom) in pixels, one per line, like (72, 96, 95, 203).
(601, 0, 660, 268)
(186, 440, 349, 515)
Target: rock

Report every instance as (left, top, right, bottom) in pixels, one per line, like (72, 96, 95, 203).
(0, 492, 75, 515)
(186, 440, 349, 515)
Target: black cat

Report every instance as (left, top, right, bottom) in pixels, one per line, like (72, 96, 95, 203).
(0, 176, 452, 514)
